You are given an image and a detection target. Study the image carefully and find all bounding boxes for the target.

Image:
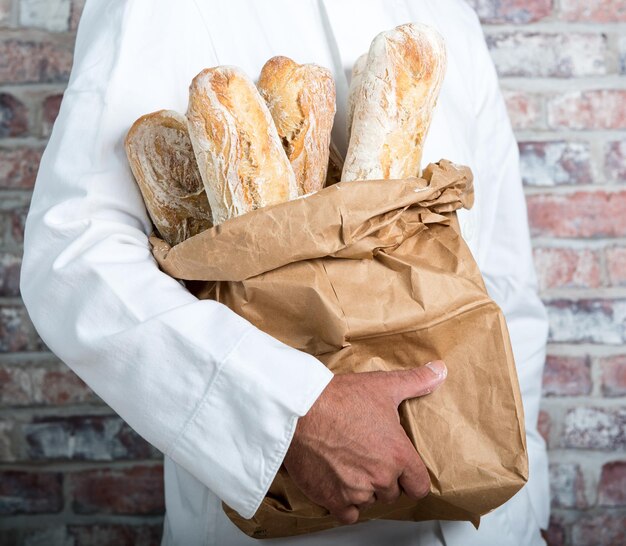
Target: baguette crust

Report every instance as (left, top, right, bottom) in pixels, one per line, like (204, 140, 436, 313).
(258, 56, 336, 195)
(342, 23, 447, 182)
(125, 110, 213, 246)
(187, 66, 298, 224)
(346, 53, 368, 139)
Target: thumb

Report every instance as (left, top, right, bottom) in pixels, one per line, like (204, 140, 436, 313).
(387, 360, 447, 406)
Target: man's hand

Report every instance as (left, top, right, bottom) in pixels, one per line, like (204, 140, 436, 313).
(283, 360, 447, 525)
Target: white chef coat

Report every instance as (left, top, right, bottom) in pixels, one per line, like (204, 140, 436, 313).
(19, 1, 549, 545)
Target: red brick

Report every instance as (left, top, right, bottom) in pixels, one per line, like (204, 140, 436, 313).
(0, 470, 63, 514)
(0, 92, 28, 137)
(546, 299, 625, 344)
(69, 465, 164, 515)
(598, 461, 626, 506)
(0, 146, 44, 189)
(487, 33, 607, 78)
(549, 462, 586, 508)
(526, 191, 626, 238)
(0, 419, 15, 461)
(464, 0, 552, 23)
(21, 415, 160, 461)
(538, 410, 551, 445)
(542, 355, 591, 396)
(600, 355, 626, 397)
(503, 90, 543, 130)
(606, 246, 626, 287)
(520, 141, 592, 187)
(68, 524, 162, 546)
(560, 0, 626, 22)
(0, 305, 47, 353)
(548, 90, 626, 130)
(69, 0, 85, 31)
(6, 204, 28, 244)
(0, 38, 73, 84)
(543, 515, 566, 546)
(0, 252, 21, 297)
(0, 360, 100, 407)
(572, 514, 626, 546)
(0, 527, 70, 545)
(42, 93, 63, 137)
(532, 247, 601, 290)
(562, 407, 626, 450)
(605, 140, 626, 183)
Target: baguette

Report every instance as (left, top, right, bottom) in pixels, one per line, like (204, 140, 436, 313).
(341, 23, 447, 182)
(346, 53, 368, 138)
(186, 66, 298, 224)
(257, 56, 336, 196)
(124, 110, 213, 246)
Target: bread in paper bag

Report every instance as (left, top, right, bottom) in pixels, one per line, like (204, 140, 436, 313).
(149, 160, 528, 539)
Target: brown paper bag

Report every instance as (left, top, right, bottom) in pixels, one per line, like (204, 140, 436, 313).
(150, 160, 528, 539)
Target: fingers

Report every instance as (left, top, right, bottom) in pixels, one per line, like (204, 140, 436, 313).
(387, 360, 447, 407)
(374, 480, 401, 504)
(329, 504, 360, 525)
(398, 449, 431, 501)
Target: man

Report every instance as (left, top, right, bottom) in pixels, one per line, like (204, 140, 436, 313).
(20, 0, 549, 544)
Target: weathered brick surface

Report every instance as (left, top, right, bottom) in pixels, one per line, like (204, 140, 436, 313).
(42, 92, 63, 136)
(69, 465, 164, 515)
(19, 0, 71, 32)
(548, 91, 626, 130)
(0, 305, 46, 353)
(503, 90, 544, 130)
(604, 140, 626, 184)
(68, 524, 162, 546)
(487, 33, 607, 78)
(598, 461, 626, 507)
(538, 410, 551, 445)
(0, 251, 21, 296)
(0, 38, 73, 84)
(0, 92, 28, 137)
(562, 407, 626, 450)
(550, 462, 587, 508)
(544, 516, 566, 546)
(559, 0, 626, 22)
(532, 247, 601, 291)
(464, 0, 552, 23)
(571, 514, 626, 546)
(520, 141, 592, 187)
(542, 355, 592, 396)
(546, 299, 626, 344)
(19, 415, 160, 461)
(69, 0, 85, 30)
(526, 191, 626, 238)
(0, 0, 13, 27)
(600, 355, 626, 397)
(0, 471, 63, 514)
(606, 246, 626, 287)
(0, 359, 100, 407)
(0, 146, 44, 189)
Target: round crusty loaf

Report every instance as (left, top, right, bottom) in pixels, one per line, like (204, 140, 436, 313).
(342, 23, 447, 182)
(124, 110, 213, 246)
(186, 66, 298, 224)
(257, 56, 336, 196)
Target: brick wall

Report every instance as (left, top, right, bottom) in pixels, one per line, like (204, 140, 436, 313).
(0, 0, 624, 545)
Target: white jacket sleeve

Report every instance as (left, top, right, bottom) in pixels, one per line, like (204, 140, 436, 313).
(469, 14, 550, 530)
(19, 0, 333, 519)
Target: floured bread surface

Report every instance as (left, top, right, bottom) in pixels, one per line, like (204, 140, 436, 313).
(342, 23, 447, 182)
(346, 53, 368, 139)
(187, 66, 298, 224)
(125, 110, 213, 246)
(258, 56, 336, 196)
